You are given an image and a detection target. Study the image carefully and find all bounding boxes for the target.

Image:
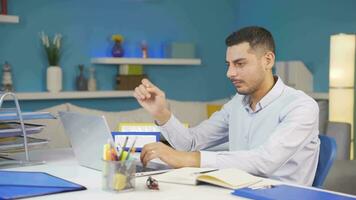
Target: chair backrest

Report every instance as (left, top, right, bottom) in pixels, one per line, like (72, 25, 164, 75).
(326, 121, 351, 160)
(312, 135, 337, 187)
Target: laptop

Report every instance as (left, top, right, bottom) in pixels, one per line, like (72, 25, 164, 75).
(58, 111, 170, 176)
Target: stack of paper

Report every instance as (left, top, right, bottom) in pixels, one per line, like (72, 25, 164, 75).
(0, 122, 44, 137)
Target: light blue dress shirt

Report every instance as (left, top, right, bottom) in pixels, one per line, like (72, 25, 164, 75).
(160, 77, 320, 186)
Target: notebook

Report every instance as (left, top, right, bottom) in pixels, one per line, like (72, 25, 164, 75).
(0, 170, 86, 199)
(153, 167, 262, 189)
(232, 184, 356, 200)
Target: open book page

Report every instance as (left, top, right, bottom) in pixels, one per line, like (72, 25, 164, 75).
(153, 167, 217, 185)
(153, 167, 261, 189)
(196, 168, 262, 189)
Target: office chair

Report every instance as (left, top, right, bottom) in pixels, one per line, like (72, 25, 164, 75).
(312, 135, 337, 188)
(326, 121, 351, 160)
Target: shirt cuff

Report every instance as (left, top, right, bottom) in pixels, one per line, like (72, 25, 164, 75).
(154, 113, 173, 126)
(157, 114, 179, 142)
(159, 114, 177, 129)
(200, 151, 218, 168)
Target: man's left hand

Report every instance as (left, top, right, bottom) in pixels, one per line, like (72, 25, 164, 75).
(140, 142, 200, 168)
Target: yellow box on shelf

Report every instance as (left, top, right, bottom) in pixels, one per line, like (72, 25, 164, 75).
(119, 64, 143, 75)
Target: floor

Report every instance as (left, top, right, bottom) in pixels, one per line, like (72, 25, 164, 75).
(324, 160, 356, 195)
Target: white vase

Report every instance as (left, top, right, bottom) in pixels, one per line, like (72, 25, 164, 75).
(46, 66, 62, 93)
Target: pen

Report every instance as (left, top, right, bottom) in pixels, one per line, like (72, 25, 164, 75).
(192, 169, 218, 175)
(126, 136, 138, 160)
(118, 136, 129, 160)
(103, 143, 110, 161)
(109, 139, 119, 161)
(116, 140, 123, 152)
(131, 147, 136, 154)
(249, 184, 274, 190)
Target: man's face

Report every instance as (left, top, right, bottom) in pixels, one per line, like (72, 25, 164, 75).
(225, 42, 269, 95)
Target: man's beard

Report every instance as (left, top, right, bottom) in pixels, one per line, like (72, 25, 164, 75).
(235, 84, 258, 96)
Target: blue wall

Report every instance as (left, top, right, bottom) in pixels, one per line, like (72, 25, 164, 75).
(5, 1, 354, 112)
(235, 0, 356, 92)
(0, 0, 237, 111)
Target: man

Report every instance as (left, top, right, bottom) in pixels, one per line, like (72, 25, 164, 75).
(134, 26, 320, 186)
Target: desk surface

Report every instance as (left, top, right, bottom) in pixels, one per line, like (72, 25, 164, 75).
(4, 148, 356, 200)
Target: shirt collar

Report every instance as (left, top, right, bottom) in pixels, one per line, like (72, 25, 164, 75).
(242, 76, 286, 113)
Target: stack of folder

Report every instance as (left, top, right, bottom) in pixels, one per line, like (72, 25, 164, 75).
(0, 111, 55, 156)
(0, 171, 86, 199)
(232, 184, 356, 200)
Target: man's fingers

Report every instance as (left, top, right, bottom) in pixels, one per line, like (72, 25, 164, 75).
(142, 79, 164, 95)
(134, 85, 149, 100)
(134, 80, 162, 101)
(140, 143, 152, 163)
(141, 78, 154, 88)
(140, 143, 158, 166)
(133, 92, 145, 106)
(138, 84, 151, 99)
(140, 146, 147, 162)
(133, 92, 140, 101)
(142, 150, 157, 166)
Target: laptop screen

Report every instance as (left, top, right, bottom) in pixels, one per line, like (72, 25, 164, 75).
(59, 111, 170, 176)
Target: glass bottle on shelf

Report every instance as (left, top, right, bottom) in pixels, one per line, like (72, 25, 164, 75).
(76, 64, 87, 91)
(1, 61, 13, 92)
(87, 67, 97, 91)
(1, 0, 7, 15)
(141, 40, 148, 58)
(112, 41, 124, 57)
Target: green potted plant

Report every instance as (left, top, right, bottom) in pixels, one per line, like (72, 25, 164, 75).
(40, 32, 63, 93)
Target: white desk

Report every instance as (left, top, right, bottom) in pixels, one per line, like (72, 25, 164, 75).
(5, 148, 356, 200)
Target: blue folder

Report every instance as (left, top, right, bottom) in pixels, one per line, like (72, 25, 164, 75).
(232, 185, 356, 200)
(0, 171, 86, 199)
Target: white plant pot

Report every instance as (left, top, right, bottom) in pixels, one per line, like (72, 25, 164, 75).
(46, 66, 62, 93)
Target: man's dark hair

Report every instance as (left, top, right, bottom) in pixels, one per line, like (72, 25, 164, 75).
(225, 26, 275, 54)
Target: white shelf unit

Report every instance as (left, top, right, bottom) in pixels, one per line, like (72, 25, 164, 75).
(0, 14, 19, 23)
(3, 91, 134, 101)
(91, 57, 202, 66)
(2, 91, 328, 101)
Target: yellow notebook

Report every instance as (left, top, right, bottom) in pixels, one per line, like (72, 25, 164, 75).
(116, 122, 189, 132)
(116, 122, 159, 132)
(153, 167, 261, 189)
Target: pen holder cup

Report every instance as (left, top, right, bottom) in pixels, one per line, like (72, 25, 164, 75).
(102, 159, 136, 192)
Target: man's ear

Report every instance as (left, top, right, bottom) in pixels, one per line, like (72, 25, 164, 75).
(264, 51, 275, 71)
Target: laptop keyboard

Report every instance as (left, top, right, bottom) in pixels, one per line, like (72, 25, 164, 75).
(136, 165, 156, 173)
